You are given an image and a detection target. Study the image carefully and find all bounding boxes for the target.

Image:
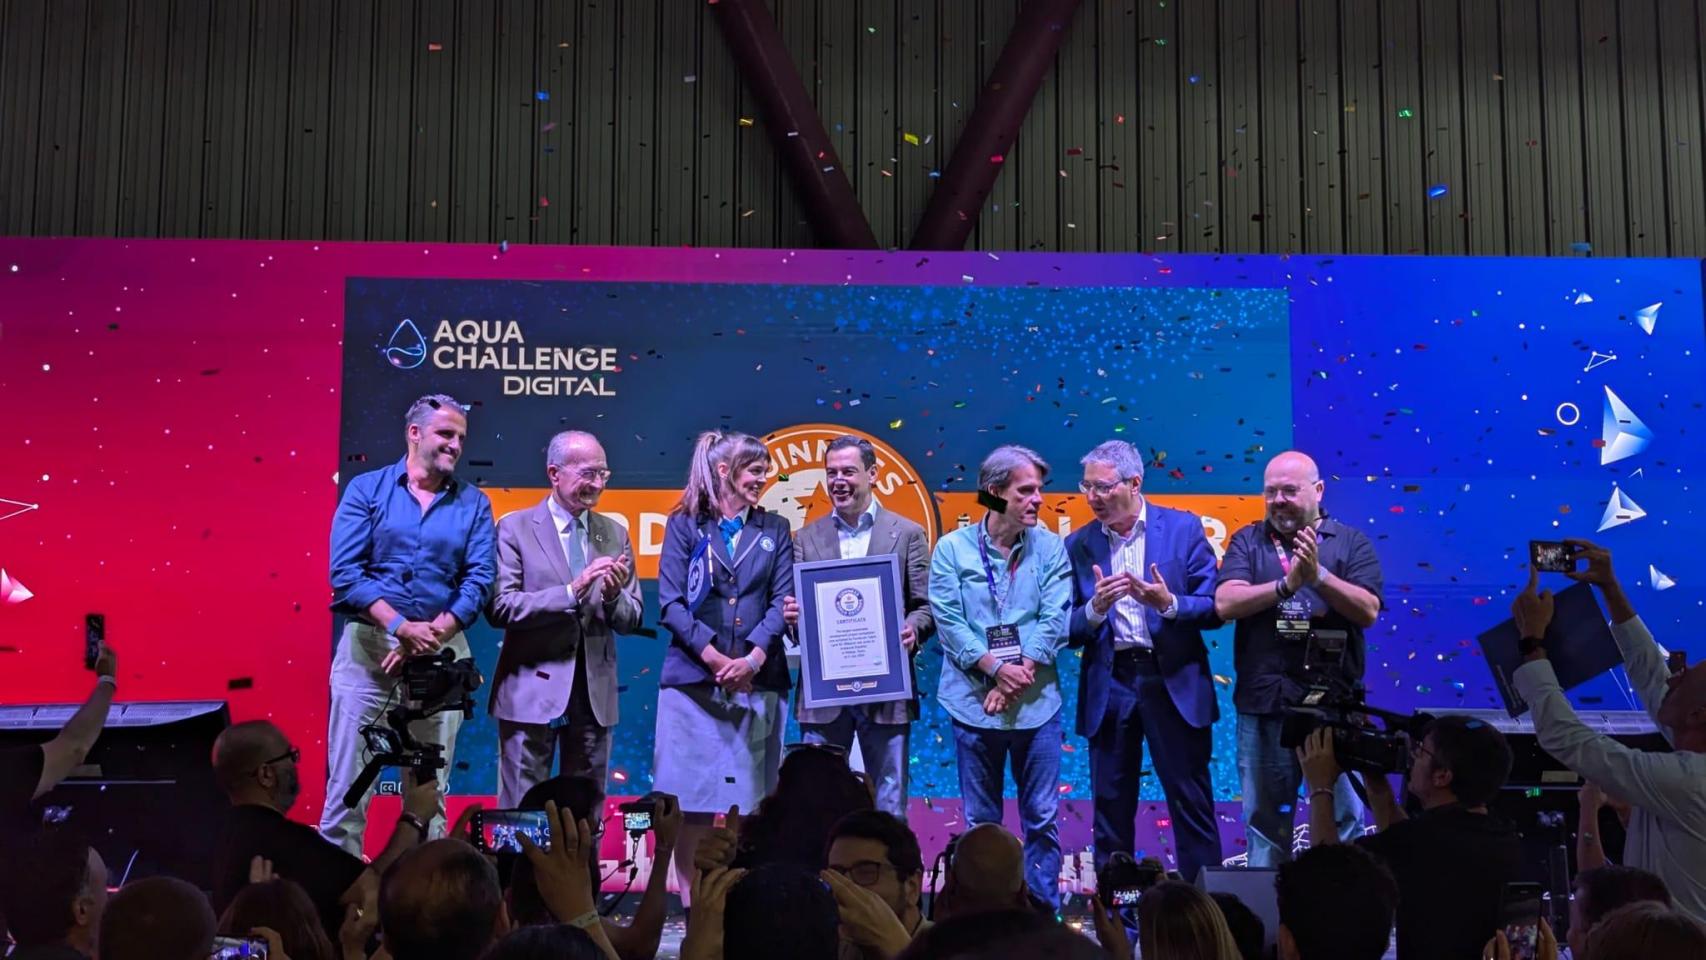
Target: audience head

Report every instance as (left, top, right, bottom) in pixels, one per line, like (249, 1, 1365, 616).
(1208, 892, 1266, 960)
(936, 824, 1029, 921)
(97, 877, 216, 960)
(211, 720, 301, 812)
(737, 746, 872, 870)
(723, 863, 840, 960)
(1275, 844, 1397, 960)
(1569, 866, 1672, 959)
(380, 839, 509, 960)
(0, 829, 108, 954)
(826, 810, 924, 928)
(507, 774, 603, 924)
(895, 909, 1056, 960)
(217, 879, 336, 960)
(1582, 901, 1706, 960)
(478, 923, 605, 960)
(1408, 714, 1513, 808)
(1137, 881, 1243, 960)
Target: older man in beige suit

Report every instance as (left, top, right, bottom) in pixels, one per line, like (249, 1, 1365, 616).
(783, 435, 934, 819)
(487, 430, 643, 812)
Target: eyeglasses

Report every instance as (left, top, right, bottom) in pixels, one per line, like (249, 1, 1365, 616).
(253, 746, 300, 777)
(576, 467, 612, 482)
(1078, 478, 1135, 497)
(827, 860, 894, 886)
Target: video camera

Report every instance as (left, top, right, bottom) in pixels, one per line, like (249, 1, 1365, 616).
(1278, 628, 1433, 776)
(343, 649, 483, 808)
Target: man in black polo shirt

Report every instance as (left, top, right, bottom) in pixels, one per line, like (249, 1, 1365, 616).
(1213, 450, 1383, 866)
(1300, 715, 1524, 960)
(210, 720, 438, 942)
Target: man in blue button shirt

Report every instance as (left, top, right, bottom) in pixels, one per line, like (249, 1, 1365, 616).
(929, 444, 1072, 911)
(322, 394, 497, 854)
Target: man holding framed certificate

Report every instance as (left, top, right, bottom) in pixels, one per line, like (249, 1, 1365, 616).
(783, 436, 934, 819)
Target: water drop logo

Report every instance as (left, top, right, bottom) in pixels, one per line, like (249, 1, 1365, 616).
(381, 318, 427, 370)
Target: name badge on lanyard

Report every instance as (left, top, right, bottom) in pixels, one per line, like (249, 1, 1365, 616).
(980, 525, 1025, 665)
(1271, 532, 1312, 642)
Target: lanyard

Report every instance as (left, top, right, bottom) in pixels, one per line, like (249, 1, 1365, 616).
(1269, 532, 1293, 575)
(978, 520, 1023, 620)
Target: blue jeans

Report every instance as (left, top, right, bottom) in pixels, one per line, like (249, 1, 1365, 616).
(952, 713, 1063, 910)
(1237, 712, 1364, 867)
(800, 706, 910, 819)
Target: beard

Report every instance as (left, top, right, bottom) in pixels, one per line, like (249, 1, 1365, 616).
(274, 767, 301, 810)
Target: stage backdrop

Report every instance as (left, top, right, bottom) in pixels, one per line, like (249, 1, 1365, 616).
(5, 239, 1703, 887)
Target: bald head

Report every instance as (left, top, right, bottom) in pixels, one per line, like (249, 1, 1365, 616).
(97, 877, 214, 960)
(1263, 450, 1325, 534)
(942, 825, 1029, 919)
(212, 720, 297, 810)
(380, 839, 507, 960)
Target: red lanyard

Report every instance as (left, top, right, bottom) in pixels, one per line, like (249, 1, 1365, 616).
(1269, 533, 1293, 575)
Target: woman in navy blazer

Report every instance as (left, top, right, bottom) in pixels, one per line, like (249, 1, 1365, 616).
(652, 429, 793, 898)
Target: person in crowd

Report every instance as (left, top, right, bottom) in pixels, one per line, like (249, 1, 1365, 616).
(1215, 451, 1384, 866)
(679, 864, 842, 960)
(211, 719, 439, 943)
(96, 877, 216, 960)
(1133, 881, 1242, 960)
(1580, 901, 1706, 959)
(514, 801, 619, 960)
(487, 430, 641, 812)
(894, 910, 1058, 960)
(380, 840, 512, 960)
(653, 430, 793, 899)
(1274, 844, 1397, 960)
(1066, 439, 1223, 884)
(0, 829, 108, 960)
(929, 445, 1072, 910)
(733, 746, 873, 869)
(826, 810, 931, 958)
(1481, 921, 1559, 960)
(1206, 893, 1265, 960)
(1511, 539, 1706, 923)
(1567, 866, 1671, 960)
(931, 824, 1034, 921)
(506, 775, 680, 960)
(217, 879, 337, 960)
(779, 434, 935, 820)
(0, 644, 117, 839)
(1576, 779, 1633, 873)
(479, 924, 607, 960)
(1300, 714, 1523, 960)
(324, 393, 496, 852)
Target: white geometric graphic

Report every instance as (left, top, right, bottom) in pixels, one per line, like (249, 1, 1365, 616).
(0, 497, 39, 523)
(0, 569, 33, 604)
(1597, 485, 1647, 532)
(1574, 292, 1594, 304)
(1635, 302, 1661, 335)
(1649, 565, 1676, 591)
(1600, 386, 1653, 465)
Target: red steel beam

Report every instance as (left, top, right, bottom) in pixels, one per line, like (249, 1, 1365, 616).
(710, 0, 878, 249)
(910, 0, 1083, 250)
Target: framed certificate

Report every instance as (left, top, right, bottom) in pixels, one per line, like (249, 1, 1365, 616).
(794, 555, 913, 709)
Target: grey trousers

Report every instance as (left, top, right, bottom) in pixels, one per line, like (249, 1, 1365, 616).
(496, 654, 611, 815)
(320, 621, 466, 855)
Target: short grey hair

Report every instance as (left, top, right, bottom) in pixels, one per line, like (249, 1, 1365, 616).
(1080, 440, 1145, 482)
(546, 430, 600, 467)
(404, 394, 467, 431)
(978, 445, 1050, 493)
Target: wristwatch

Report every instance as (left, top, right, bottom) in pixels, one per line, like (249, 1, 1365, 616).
(1518, 635, 1546, 656)
(398, 812, 428, 838)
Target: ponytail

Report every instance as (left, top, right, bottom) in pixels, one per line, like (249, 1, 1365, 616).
(674, 430, 769, 520)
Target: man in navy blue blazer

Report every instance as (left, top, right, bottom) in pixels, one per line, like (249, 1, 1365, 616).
(1066, 440, 1223, 884)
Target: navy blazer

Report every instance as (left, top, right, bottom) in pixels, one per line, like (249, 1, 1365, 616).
(656, 507, 794, 692)
(1066, 504, 1222, 735)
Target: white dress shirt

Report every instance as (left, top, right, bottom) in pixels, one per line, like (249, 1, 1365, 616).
(546, 495, 589, 602)
(1513, 617, 1706, 924)
(1085, 499, 1176, 650)
(833, 500, 880, 559)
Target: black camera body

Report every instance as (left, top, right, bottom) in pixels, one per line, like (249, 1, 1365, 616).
(402, 648, 483, 704)
(1280, 691, 1431, 776)
(344, 649, 484, 808)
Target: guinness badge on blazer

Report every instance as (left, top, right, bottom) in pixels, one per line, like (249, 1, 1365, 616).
(759, 535, 776, 553)
(686, 534, 711, 613)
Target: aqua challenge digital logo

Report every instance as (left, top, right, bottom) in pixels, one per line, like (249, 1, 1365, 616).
(381, 318, 428, 369)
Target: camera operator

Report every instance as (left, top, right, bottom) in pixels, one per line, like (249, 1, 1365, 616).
(1214, 451, 1384, 866)
(1510, 538, 1706, 924)
(1299, 716, 1524, 960)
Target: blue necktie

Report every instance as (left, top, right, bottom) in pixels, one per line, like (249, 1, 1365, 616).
(719, 516, 744, 558)
(564, 514, 586, 576)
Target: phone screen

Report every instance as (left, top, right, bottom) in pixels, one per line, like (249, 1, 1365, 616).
(476, 809, 550, 854)
(623, 810, 653, 832)
(1498, 883, 1543, 960)
(84, 613, 104, 670)
(1109, 885, 1142, 908)
(1529, 540, 1574, 573)
(210, 936, 269, 959)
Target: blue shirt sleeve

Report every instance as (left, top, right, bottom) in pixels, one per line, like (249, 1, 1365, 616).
(930, 537, 989, 671)
(328, 473, 384, 616)
(448, 492, 497, 628)
(1337, 526, 1385, 608)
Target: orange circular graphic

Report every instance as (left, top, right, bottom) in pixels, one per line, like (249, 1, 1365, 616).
(759, 424, 940, 542)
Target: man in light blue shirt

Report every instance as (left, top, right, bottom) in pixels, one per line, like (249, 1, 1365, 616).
(929, 444, 1072, 910)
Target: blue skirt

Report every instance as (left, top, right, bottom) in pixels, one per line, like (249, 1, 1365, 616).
(651, 684, 782, 815)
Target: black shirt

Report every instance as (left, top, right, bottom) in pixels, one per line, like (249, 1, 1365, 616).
(0, 745, 45, 837)
(1358, 807, 1525, 960)
(213, 804, 367, 942)
(1220, 517, 1384, 715)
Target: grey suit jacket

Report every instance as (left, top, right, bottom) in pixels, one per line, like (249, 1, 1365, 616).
(793, 507, 935, 725)
(486, 499, 643, 727)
